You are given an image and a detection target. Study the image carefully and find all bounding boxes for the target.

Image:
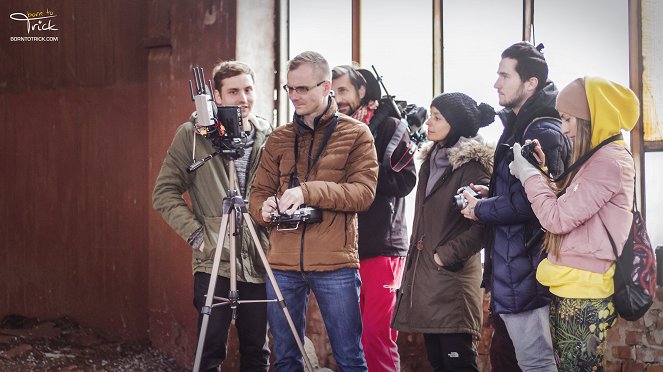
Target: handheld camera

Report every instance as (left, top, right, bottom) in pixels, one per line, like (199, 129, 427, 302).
(503, 141, 541, 168)
(270, 207, 322, 231)
(453, 186, 482, 210)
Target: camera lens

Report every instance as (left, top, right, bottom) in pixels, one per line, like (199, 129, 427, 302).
(452, 194, 467, 210)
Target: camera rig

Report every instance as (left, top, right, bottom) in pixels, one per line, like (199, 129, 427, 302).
(187, 67, 248, 173)
(370, 65, 427, 172)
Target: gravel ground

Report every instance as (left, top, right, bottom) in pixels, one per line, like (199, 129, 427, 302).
(0, 315, 185, 372)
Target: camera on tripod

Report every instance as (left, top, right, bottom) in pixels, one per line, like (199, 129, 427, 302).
(453, 186, 483, 210)
(196, 105, 246, 153)
(270, 207, 322, 231)
(189, 67, 248, 160)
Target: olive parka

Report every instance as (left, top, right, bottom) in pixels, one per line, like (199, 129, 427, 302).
(152, 113, 272, 283)
(392, 138, 493, 337)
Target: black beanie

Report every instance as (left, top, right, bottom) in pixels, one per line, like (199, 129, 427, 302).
(430, 92, 495, 141)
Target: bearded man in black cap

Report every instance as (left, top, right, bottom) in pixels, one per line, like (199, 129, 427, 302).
(331, 65, 416, 372)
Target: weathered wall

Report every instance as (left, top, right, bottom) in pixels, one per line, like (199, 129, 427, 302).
(0, 0, 149, 340)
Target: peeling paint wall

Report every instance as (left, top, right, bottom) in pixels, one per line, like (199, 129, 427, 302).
(1, 0, 149, 339)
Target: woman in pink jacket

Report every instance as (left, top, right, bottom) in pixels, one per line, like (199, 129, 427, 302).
(508, 76, 639, 371)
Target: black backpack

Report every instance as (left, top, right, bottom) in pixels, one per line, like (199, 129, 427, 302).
(603, 187, 656, 321)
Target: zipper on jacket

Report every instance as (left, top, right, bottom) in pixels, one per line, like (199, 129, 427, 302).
(388, 198, 395, 244)
(298, 126, 314, 273)
(300, 225, 307, 272)
(409, 234, 425, 308)
(344, 214, 348, 247)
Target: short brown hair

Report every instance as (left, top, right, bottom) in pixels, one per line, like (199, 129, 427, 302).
(212, 61, 255, 91)
(287, 51, 331, 81)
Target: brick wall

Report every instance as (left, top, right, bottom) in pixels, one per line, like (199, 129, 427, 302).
(605, 286, 663, 372)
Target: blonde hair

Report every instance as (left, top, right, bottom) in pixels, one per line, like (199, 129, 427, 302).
(287, 51, 331, 81)
(543, 117, 592, 257)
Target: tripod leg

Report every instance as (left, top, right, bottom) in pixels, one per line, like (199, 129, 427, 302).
(242, 212, 315, 372)
(193, 213, 230, 372)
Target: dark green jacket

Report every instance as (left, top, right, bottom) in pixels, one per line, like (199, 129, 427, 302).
(392, 138, 493, 337)
(153, 113, 272, 283)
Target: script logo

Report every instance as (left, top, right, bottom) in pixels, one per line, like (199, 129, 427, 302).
(10, 9, 58, 34)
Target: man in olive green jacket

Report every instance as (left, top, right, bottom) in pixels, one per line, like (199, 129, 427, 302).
(153, 61, 272, 372)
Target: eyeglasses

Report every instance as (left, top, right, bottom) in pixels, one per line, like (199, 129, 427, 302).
(282, 81, 325, 95)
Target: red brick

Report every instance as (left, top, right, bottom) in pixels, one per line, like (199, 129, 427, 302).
(613, 345, 634, 359)
(646, 365, 663, 372)
(623, 360, 646, 371)
(607, 327, 623, 343)
(605, 360, 623, 372)
(625, 331, 642, 345)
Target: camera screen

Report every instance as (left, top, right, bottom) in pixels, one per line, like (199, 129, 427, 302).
(216, 105, 243, 138)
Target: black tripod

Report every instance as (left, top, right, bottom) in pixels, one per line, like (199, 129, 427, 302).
(192, 160, 314, 372)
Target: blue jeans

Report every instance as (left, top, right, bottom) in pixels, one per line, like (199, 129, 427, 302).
(267, 268, 367, 372)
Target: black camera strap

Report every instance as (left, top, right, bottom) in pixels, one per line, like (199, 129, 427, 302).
(293, 114, 339, 183)
(550, 133, 623, 183)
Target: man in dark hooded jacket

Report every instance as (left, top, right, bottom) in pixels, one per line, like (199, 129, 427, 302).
(331, 65, 416, 372)
(461, 42, 570, 372)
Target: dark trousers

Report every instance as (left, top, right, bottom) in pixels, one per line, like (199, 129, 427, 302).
(193, 273, 270, 372)
(489, 313, 522, 372)
(423, 333, 478, 372)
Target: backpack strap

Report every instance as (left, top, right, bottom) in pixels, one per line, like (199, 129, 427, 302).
(370, 112, 416, 173)
(382, 118, 409, 168)
(602, 220, 622, 261)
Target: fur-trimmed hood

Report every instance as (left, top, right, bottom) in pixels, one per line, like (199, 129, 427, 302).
(419, 137, 494, 173)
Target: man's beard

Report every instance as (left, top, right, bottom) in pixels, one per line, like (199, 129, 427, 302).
(502, 85, 528, 110)
(338, 103, 357, 116)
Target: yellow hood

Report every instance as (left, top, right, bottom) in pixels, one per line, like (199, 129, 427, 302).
(585, 76, 640, 148)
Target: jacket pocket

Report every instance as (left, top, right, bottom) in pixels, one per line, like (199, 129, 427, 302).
(201, 216, 231, 262)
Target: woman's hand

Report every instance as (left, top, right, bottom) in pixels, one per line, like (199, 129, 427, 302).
(524, 139, 545, 168)
(509, 143, 541, 183)
(467, 183, 489, 198)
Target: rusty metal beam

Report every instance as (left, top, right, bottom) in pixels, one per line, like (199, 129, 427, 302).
(523, 0, 533, 42)
(629, 0, 645, 215)
(433, 0, 442, 94)
(352, 0, 361, 64)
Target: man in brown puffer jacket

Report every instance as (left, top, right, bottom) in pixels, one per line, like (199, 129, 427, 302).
(249, 51, 378, 372)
